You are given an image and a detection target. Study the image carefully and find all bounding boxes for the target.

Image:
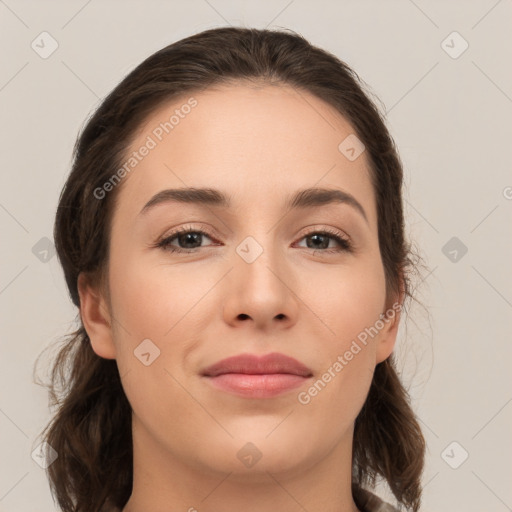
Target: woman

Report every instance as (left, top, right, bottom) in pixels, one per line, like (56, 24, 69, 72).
(36, 26, 426, 512)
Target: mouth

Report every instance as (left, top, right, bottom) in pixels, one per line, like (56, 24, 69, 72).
(201, 352, 313, 398)
(203, 373, 312, 398)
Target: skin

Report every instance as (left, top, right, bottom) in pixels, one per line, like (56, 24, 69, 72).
(78, 83, 403, 512)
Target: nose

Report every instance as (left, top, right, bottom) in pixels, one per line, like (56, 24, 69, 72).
(221, 236, 300, 331)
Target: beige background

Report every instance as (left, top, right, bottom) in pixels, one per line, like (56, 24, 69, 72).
(1, 1, 511, 511)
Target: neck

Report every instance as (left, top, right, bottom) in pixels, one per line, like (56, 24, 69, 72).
(122, 416, 361, 512)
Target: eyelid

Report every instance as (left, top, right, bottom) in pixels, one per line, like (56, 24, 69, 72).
(156, 223, 219, 245)
(295, 224, 351, 243)
(155, 223, 353, 254)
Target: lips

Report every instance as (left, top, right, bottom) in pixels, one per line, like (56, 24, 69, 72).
(201, 352, 313, 398)
(201, 352, 313, 378)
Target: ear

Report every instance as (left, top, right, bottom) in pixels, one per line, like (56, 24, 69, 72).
(77, 272, 116, 359)
(375, 283, 405, 365)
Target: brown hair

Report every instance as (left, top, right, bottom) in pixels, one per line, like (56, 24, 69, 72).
(34, 26, 426, 512)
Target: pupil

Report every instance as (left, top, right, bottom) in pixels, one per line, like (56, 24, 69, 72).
(309, 234, 328, 249)
(180, 233, 201, 248)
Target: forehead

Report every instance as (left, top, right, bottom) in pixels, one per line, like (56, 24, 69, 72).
(113, 83, 376, 225)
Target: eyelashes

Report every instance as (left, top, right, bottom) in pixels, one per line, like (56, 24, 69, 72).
(154, 224, 353, 255)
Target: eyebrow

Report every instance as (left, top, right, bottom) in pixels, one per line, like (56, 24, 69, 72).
(139, 186, 368, 224)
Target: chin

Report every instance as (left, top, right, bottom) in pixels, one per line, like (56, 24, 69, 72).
(199, 432, 317, 480)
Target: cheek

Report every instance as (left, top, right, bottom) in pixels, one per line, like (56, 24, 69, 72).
(107, 258, 198, 431)
(302, 258, 386, 399)
(107, 254, 214, 380)
(105, 241, 386, 463)
(109, 255, 188, 339)
(310, 258, 387, 345)
(297, 272, 384, 430)
(108, 242, 387, 357)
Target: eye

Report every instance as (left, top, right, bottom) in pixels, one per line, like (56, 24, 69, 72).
(294, 228, 352, 254)
(155, 225, 352, 254)
(155, 225, 217, 254)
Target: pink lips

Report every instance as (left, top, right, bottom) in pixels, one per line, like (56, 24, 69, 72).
(202, 352, 313, 398)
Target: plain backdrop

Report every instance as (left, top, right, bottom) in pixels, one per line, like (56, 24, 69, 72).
(1, 1, 511, 511)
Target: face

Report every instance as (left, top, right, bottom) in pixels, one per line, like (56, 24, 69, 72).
(79, 83, 401, 484)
